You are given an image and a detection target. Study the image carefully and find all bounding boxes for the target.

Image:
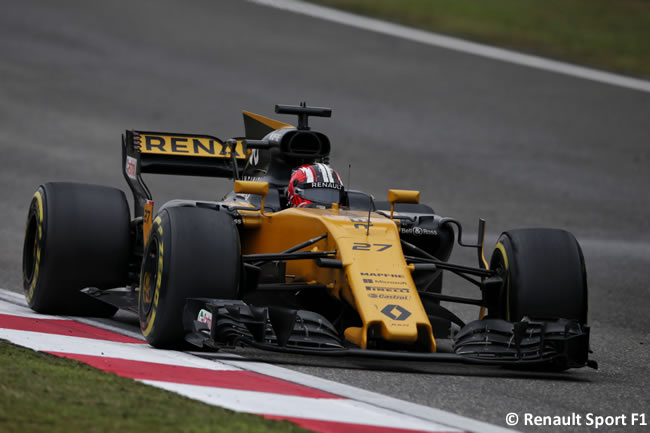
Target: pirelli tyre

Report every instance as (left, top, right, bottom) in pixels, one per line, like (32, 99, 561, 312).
(138, 206, 240, 348)
(488, 228, 588, 324)
(22, 182, 130, 316)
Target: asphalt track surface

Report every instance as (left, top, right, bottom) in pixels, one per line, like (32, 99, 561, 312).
(1, 1, 648, 432)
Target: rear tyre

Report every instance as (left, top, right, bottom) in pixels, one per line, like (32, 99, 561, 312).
(138, 206, 240, 348)
(488, 228, 588, 324)
(23, 182, 130, 316)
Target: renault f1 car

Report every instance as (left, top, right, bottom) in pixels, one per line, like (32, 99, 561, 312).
(22, 103, 596, 370)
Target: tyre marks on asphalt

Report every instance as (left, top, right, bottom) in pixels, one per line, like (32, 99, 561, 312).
(0, 297, 464, 433)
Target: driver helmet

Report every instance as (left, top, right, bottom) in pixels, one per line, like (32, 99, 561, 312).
(287, 163, 344, 208)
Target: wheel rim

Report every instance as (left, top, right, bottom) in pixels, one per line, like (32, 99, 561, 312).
(140, 237, 159, 318)
(489, 244, 510, 320)
(22, 213, 38, 285)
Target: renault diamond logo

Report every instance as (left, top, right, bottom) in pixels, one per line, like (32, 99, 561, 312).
(380, 304, 411, 321)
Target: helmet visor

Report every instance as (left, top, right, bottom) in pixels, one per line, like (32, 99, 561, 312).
(297, 187, 342, 205)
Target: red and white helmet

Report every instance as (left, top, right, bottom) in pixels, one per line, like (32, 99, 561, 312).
(287, 163, 344, 208)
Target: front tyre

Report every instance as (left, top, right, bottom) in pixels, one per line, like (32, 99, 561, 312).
(488, 228, 588, 324)
(138, 206, 240, 348)
(23, 182, 130, 316)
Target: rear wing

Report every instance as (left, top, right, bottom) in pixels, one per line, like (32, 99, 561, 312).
(122, 130, 248, 217)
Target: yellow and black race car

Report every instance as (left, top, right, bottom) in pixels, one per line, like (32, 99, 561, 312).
(22, 103, 596, 370)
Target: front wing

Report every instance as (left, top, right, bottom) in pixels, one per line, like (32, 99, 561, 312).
(183, 298, 597, 371)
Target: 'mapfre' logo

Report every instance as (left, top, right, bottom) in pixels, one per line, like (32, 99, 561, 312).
(380, 304, 411, 321)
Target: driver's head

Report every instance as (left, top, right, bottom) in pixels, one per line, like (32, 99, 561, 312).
(287, 163, 344, 208)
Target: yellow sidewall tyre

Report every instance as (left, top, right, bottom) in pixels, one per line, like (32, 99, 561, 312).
(489, 228, 588, 324)
(22, 182, 130, 316)
(138, 206, 240, 348)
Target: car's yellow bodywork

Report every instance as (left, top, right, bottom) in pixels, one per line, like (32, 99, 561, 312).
(234, 181, 436, 352)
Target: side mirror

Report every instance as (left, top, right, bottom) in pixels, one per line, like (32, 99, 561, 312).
(234, 180, 269, 196)
(234, 180, 269, 214)
(387, 189, 420, 219)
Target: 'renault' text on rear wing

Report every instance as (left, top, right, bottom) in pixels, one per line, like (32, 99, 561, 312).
(122, 130, 249, 218)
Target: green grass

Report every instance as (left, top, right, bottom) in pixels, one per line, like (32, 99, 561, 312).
(305, 0, 650, 78)
(0, 341, 309, 433)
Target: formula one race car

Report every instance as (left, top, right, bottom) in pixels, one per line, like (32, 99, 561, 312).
(22, 103, 596, 370)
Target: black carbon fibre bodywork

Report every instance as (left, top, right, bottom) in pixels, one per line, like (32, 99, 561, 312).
(182, 299, 596, 370)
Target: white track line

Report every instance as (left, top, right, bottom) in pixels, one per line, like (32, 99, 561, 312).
(143, 380, 456, 433)
(0, 289, 27, 304)
(0, 301, 66, 319)
(0, 328, 239, 370)
(0, 289, 146, 340)
(1, 288, 518, 433)
(222, 357, 517, 433)
(247, 0, 650, 93)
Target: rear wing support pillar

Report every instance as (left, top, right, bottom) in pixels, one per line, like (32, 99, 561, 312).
(122, 131, 152, 218)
